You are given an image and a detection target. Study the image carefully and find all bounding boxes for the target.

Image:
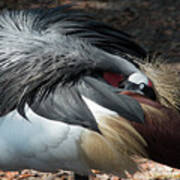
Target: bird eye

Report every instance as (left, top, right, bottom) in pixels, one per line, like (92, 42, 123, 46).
(139, 83, 145, 90)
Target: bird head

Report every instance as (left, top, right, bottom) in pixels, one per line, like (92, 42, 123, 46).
(122, 72, 156, 100)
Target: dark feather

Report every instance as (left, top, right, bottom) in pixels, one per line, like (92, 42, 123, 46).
(78, 77, 144, 123)
(29, 83, 100, 132)
(29, 76, 144, 132)
(0, 6, 145, 120)
(34, 6, 146, 58)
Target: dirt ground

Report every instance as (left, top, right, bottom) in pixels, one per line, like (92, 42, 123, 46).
(0, 0, 179, 179)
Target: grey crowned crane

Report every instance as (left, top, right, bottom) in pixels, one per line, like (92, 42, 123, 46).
(2, 4, 178, 180)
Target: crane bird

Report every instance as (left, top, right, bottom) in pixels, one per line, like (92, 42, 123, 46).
(1, 4, 178, 180)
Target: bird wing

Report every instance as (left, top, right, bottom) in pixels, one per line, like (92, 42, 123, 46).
(30, 76, 144, 132)
(0, 5, 148, 176)
(0, 6, 145, 131)
(30, 5, 146, 58)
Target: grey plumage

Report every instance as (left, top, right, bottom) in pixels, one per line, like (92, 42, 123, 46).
(0, 6, 145, 130)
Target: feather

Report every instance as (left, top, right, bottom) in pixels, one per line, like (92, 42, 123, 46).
(0, 6, 144, 117)
(80, 101, 147, 177)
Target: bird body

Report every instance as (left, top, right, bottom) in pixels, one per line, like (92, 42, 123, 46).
(0, 99, 146, 177)
(0, 5, 148, 177)
(0, 4, 179, 179)
(128, 92, 180, 169)
(0, 107, 85, 173)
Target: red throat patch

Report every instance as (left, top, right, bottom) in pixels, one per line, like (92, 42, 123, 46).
(103, 72, 123, 87)
(148, 80, 153, 87)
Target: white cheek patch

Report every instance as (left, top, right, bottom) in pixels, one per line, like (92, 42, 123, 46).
(128, 72, 149, 85)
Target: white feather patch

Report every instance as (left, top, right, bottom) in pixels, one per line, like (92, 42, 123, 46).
(82, 96, 118, 122)
(128, 72, 149, 85)
(0, 104, 91, 174)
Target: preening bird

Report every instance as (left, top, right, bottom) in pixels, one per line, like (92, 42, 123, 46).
(123, 59, 180, 169)
(0, 4, 179, 180)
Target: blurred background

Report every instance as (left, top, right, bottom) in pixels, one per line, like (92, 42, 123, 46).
(0, 0, 179, 62)
(0, 0, 179, 179)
